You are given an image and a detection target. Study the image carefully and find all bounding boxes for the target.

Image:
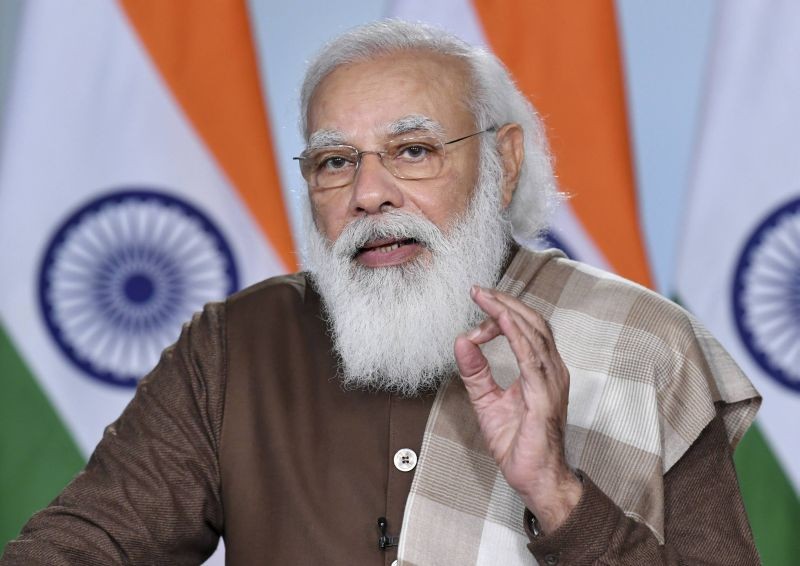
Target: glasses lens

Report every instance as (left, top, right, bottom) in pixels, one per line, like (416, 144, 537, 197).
(385, 136, 444, 180)
(302, 146, 359, 189)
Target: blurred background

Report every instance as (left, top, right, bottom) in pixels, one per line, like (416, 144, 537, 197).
(1, 1, 798, 564)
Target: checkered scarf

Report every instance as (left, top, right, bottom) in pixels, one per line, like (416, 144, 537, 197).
(397, 248, 760, 565)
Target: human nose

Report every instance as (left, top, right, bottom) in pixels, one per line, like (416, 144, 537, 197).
(349, 151, 404, 215)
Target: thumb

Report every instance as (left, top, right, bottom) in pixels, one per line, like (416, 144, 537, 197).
(454, 333, 488, 377)
(455, 334, 500, 405)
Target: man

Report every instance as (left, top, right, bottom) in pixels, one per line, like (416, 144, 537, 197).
(2, 20, 760, 565)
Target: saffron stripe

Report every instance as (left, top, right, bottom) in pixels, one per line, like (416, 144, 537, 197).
(119, 0, 297, 271)
(472, 0, 653, 287)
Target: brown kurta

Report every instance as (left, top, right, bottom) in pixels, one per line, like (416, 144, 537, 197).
(1, 273, 759, 565)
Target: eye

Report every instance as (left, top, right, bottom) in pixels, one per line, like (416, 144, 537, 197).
(313, 149, 356, 173)
(395, 142, 436, 162)
(320, 155, 350, 170)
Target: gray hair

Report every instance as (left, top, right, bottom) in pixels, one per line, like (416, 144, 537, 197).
(300, 19, 560, 242)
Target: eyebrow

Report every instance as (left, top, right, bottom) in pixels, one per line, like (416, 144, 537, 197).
(306, 129, 348, 151)
(304, 115, 446, 152)
(387, 115, 445, 138)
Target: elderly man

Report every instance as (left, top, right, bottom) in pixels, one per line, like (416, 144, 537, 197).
(2, 20, 760, 566)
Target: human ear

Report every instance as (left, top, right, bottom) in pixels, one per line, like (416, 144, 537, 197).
(495, 123, 524, 208)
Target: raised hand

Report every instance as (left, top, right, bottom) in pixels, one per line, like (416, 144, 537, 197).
(454, 286, 582, 533)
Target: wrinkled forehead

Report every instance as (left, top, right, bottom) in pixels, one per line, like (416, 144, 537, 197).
(304, 50, 475, 144)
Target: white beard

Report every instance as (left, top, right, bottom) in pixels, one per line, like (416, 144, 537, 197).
(305, 162, 513, 396)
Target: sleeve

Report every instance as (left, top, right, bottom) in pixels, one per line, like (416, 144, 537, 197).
(0, 303, 227, 566)
(524, 411, 761, 565)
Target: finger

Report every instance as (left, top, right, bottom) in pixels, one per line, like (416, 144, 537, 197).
(472, 288, 545, 359)
(471, 287, 560, 390)
(454, 334, 503, 406)
(470, 286, 518, 323)
(493, 295, 566, 386)
(478, 288, 554, 347)
(474, 287, 550, 336)
(490, 297, 569, 395)
(477, 289, 565, 376)
(475, 290, 571, 428)
(464, 315, 502, 346)
(488, 306, 548, 382)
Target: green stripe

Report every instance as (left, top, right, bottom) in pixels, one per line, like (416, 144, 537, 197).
(735, 422, 800, 566)
(0, 322, 85, 551)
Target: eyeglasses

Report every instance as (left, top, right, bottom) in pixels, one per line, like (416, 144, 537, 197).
(294, 127, 496, 190)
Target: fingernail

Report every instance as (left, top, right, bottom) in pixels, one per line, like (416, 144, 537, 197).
(466, 327, 481, 340)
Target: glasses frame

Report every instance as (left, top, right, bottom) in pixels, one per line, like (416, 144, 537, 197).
(294, 126, 497, 190)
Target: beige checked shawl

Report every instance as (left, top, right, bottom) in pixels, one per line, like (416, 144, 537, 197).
(397, 248, 760, 565)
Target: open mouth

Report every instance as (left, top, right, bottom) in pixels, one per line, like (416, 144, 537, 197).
(356, 237, 420, 256)
(352, 236, 425, 267)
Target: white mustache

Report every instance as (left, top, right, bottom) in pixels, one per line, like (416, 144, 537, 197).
(331, 210, 450, 260)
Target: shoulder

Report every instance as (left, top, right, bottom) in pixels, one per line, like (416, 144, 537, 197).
(504, 247, 698, 357)
(506, 247, 759, 461)
(222, 271, 321, 332)
(165, 273, 315, 363)
(226, 272, 311, 309)
(219, 272, 330, 367)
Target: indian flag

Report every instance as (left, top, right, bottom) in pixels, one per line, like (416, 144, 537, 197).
(677, 2, 800, 564)
(0, 0, 294, 557)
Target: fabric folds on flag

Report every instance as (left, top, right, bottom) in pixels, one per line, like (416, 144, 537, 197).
(676, 2, 800, 563)
(0, 1, 292, 558)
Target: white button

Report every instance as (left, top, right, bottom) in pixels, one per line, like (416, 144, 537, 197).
(393, 448, 417, 472)
(391, 561, 398, 566)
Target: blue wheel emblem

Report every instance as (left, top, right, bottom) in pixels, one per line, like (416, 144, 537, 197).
(39, 190, 239, 387)
(732, 196, 800, 392)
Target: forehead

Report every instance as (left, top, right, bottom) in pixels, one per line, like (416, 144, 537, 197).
(306, 50, 475, 141)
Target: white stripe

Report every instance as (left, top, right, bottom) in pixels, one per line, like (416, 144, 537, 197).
(0, 0, 282, 456)
(677, 0, 800, 493)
